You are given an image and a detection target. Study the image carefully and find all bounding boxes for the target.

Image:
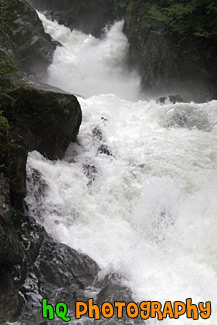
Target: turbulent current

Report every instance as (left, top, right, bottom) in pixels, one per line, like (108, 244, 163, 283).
(25, 13, 217, 324)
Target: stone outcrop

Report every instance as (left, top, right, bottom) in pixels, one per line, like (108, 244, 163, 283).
(10, 218, 99, 324)
(124, 0, 217, 101)
(0, 86, 82, 211)
(5, 87, 82, 160)
(0, 0, 57, 79)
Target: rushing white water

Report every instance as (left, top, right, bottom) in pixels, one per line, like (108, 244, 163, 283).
(26, 13, 217, 324)
(38, 13, 141, 101)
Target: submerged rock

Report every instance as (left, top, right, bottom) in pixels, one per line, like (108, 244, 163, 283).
(97, 144, 112, 156)
(83, 163, 98, 185)
(95, 274, 145, 324)
(157, 94, 184, 104)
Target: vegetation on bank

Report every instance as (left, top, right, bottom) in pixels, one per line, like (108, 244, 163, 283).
(0, 55, 17, 92)
(123, 0, 217, 98)
(125, 0, 217, 60)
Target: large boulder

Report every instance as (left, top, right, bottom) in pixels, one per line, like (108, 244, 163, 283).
(0, 86, 81, 210)
(3, 86, 82, 160)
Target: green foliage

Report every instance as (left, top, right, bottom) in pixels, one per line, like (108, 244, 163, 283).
(0, 110, 10, 135)
(126, 0, 217, 61)
(0, 54, 17, 92)
(0, 0, 17, 36)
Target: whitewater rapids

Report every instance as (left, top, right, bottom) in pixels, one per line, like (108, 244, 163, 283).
(25, 13, 217, 324)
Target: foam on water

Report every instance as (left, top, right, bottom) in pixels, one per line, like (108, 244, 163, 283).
(38, 13, 141, 101)
(25, 13, 217, 324)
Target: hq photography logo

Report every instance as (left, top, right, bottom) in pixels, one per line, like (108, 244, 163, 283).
(42, 298, 211, 322)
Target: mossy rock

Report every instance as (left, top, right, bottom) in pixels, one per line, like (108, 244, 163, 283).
(0, 0, 57, 78)
(124, 0, 217, 100)
(7, 86, 82, 159)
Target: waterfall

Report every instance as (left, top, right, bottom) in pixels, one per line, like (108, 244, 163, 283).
(25, 12, 217, 324)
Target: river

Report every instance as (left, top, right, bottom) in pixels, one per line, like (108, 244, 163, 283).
(25, 13, 217, 324)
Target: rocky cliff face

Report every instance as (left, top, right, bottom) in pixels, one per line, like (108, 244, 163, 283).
(124, 0, 217, 101)
(0, 0, 57, 79)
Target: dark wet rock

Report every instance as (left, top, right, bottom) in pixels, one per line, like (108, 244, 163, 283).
(97, 144, 112, 156)
(0, 106, 10, 175)
(124, 1, 217, 101)
(0, 94, 27, 211)
(157, 94, 184, 104)
(96, 276, 132, 305)
(0, 173, 24, 265)
(0, 266, 24, 324)
(0, 0, 57, 80)
(3, 86, 82, 160)
(29, 168, 48, 197)
(96, 274, 144, 324)
(9, 132, 28, 210)
(8, 218, 141, 324)
(36, 236, 99, 289)
(11, 217, 100, 323)
(93, 127, 103, 141)
(83, 163, 98, 185)
(0, 84, 83, 323)
(1, 84, 82, 207)
(165, 112, 187, 128)
(91, 126, 113, 157)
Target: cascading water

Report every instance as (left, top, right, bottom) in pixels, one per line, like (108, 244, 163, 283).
(25, 13, 217, 324)
(39, 13, 141, 101)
